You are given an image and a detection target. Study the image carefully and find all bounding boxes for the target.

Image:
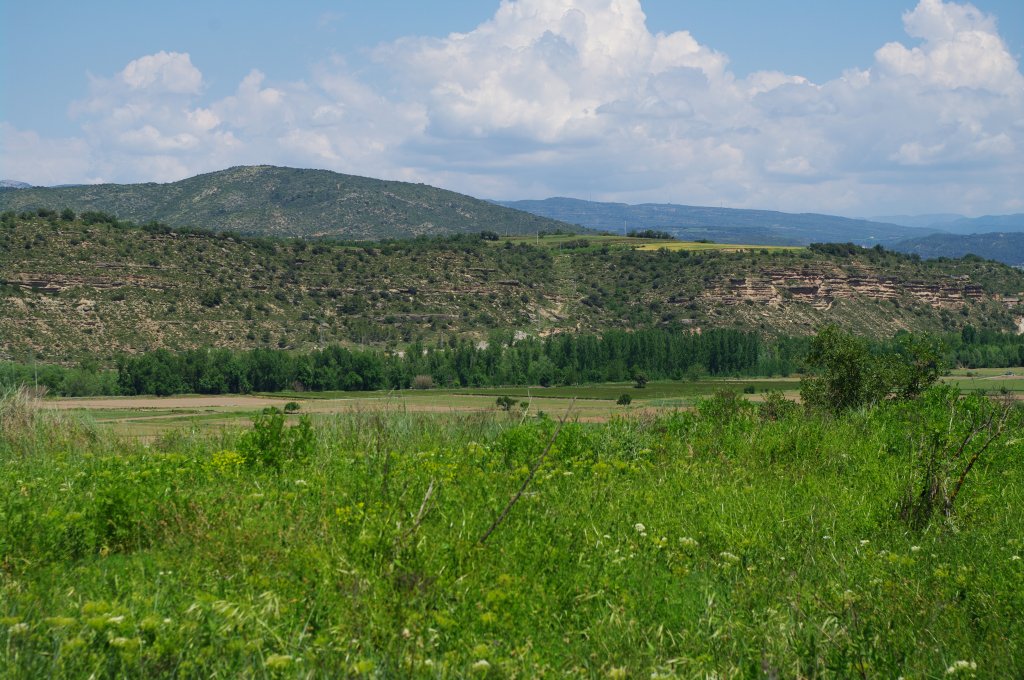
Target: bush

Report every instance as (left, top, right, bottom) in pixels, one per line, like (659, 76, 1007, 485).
(800, 325, 942, 415)
(616, 393, 632, 406)
(283, 401, 301, 413)
(898, 387, 1016, 528)
(238, 407, 315, 469)
(412, 374, 434, 390)
(496, 395, 518, 411)
(757, 390, 798, 421)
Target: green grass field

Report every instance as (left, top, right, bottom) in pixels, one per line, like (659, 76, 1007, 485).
(2, 386, 1022, 677)
(634, 241, 803, 253)
(494, 233, 804, 253)
(942, 367, 1024, 394)
(52, 379, 801, 439)
(43, 372, 1024, 441)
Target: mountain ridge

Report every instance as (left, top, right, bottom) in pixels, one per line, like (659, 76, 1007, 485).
(893, 231, 1024, 266)
(0, 166, 578, 240)
(495, 197, 938, 246)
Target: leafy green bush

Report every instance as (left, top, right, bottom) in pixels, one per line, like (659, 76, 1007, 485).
(237, 408, 315, 469)
(800, 325, 943, 414)
(897, 386, 1017, 528)
(495, 395, 518, 411)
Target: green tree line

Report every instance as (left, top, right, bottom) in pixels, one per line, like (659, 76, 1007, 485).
(5, 327, 1024, 398)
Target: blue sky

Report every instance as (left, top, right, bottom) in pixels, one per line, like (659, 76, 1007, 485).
(2, 0, 1023, 216)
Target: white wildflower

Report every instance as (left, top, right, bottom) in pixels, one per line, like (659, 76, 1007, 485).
(107, 615, 125, 624)
(860, 539, 870, 546)
(8, 623, 29, 635)
(294, 479, 308, 487)
(633, 523, 646, 534)
(679, 537, 698, 548)
(911, 546, 921, 553)
(945, 660, 977, 674)
(471, 659, 491, 672)
(719, 551, 740, 563)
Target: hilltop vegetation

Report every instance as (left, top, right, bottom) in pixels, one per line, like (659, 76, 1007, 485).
(3, 211, 1024, 363)
(0, 166, 575, 240)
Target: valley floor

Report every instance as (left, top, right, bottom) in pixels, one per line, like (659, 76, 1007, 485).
(2, 386, 1023, 677)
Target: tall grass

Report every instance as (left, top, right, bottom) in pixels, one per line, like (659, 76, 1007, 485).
(1, 393, 1022, 677)
(0, 386, 99, 458)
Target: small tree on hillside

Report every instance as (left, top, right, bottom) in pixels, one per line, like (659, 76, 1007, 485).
(633, 372, 648, 389)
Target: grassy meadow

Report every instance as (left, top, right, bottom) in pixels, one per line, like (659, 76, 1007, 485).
(2, 385, 1023, 678)
(493, 233, 804, 254)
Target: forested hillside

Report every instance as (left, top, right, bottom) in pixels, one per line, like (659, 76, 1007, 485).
(0, 166, 576, 240)
(2, 210, 1023, 363)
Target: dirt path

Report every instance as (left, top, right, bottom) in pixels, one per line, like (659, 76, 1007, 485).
(47, 395, 293, 410)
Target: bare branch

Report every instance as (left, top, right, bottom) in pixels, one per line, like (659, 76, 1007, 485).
(478, 398, 576, 545)
(396, 479, 436, 549)
(946, 405, 1010, 513)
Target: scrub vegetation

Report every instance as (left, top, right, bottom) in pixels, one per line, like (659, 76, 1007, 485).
(4, 210, 1024, 364)
(2, 361, 1023, 677)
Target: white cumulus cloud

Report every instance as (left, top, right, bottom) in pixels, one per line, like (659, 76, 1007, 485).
(1, 0, 1021, 217)
(120, 51, 204, 94)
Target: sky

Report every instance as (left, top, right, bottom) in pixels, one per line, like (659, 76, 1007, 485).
(2, 0, 1023, 217)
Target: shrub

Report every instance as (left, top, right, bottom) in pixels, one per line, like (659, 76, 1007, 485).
(616, 393, 632, 406)
(283, 401, 301, 413)
(238, 407, 315, 469)
(199, 289, 224, 308)
(800, 325, 942, 414)
(496, 395, 518, 411)
(412, 374, 434, 390)
(899, 387, 1016, 528)
(696, 390, 753, 424)
(757, 390, 798, 421)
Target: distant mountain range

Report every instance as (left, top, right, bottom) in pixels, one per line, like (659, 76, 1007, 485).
(871, 214, 966, 229)
(495, 197, 936, 247)
(0, 166, 575, 240)
(936, 215, 1024, 235)
(874, 213, 1024, 235)
(891, 232, 1024, 266)
(5, 167, 1023, 258)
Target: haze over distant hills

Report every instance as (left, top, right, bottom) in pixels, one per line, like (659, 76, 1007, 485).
(871, 214, 966, 229)
(0, 180, 32, 189)
(892, 232, 1024, 267)
(0, 166, 576, 240)
(875, 213, 1024, 235)
(495, 197, 937, 247)
(936, 215, 1024, 235)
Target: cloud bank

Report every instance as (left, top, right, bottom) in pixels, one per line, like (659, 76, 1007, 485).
(2, 0, 1022, 215)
